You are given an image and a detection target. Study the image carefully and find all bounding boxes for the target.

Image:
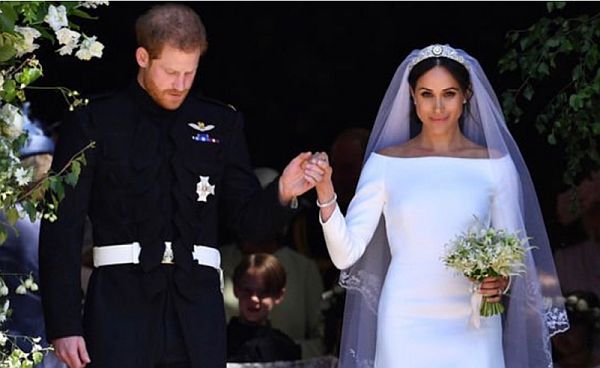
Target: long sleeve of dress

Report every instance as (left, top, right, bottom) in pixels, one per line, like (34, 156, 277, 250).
(320, 154, 386, 270)
(490, 157, 522, 235)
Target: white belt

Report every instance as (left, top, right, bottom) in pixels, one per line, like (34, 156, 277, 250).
(93, 242, 223, 290)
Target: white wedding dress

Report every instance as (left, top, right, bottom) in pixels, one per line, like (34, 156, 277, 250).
(321, 152, 519, 368)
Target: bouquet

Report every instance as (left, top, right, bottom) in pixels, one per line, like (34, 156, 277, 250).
(442, 221, 529, 325)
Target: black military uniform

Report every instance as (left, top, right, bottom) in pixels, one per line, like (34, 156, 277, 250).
(39, 81, 296, 367)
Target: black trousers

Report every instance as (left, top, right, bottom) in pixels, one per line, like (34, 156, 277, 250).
(157, 266, 189, 366)
(83, 264, 224, 367)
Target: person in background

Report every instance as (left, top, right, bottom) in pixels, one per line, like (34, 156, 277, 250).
(227, 253, 301, 363)
(221, 167, 325, 359)
(552, 291, 600, 368)
(554, 170, 600, 299)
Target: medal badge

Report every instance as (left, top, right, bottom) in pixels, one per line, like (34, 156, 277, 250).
(189, 121, 220, 143)
(196, 176, 215, 202)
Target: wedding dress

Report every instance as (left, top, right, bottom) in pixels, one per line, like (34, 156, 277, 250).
(321, 152, 520, 368)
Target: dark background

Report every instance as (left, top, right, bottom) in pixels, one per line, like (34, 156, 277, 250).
(28, 1, 600, 247)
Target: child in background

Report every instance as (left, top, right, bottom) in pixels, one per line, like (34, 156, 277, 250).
(227, 253, 301, 363)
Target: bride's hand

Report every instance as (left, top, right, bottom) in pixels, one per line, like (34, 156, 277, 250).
(479, 276, 509, 303)
(304, 152, 332, 188)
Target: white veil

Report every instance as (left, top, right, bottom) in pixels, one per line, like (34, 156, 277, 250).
(337, 45, 569, 368)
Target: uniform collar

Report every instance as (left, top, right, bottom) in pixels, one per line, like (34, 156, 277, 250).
(128, 79, 183, 118)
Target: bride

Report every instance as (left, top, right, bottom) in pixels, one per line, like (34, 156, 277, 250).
(303, 45, 569, 367)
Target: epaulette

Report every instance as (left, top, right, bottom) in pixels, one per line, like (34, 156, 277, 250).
(191, 92, 238, 112)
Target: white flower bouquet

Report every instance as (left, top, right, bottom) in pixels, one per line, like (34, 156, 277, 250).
(442, 222, 530, 318)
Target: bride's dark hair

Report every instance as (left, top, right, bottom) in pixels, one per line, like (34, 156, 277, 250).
(407, 57, 473, 136)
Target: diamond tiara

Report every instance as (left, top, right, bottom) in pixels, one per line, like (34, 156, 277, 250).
(408, 44, 468, 70)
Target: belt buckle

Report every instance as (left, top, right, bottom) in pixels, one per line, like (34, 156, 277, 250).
(162, 242, 174, 264)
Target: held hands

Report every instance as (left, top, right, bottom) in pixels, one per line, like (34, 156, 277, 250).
(304, 152, 338, 222)
(52, 336, 90, 368)
(278, 151, 333, 205)
(278, 152, 318, 205)
(304, 151, 332, 190)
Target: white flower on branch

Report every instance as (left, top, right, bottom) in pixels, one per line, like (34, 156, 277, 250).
(0, 103, 25, 139)
(13, 26, 41, 57)
(15, 284, 27, 295)
(14, 167, 31, 187)
(55, 28, 81, 56)
(44, 5, 69, 33)
(75, 35, 104, 60)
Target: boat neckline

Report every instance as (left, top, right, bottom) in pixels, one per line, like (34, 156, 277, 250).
(371, 152, 508, 160)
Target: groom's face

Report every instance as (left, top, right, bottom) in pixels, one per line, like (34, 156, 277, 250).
(136, 44, 201, 110)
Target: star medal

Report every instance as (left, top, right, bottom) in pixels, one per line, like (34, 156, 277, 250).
(196, 176, 215, 202)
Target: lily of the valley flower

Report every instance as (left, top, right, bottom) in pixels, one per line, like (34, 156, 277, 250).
(55, 28, 81, 56)
(0, 104, 24, 139)
(44, 5, 69, 32)
(75, 35, 104, 60)
(13, 26, 41, 57)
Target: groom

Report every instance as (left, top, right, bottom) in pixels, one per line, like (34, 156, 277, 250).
(39, 4, 314, 368)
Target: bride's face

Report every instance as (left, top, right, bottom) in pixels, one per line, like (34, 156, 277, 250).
(411, 66, 466, 134)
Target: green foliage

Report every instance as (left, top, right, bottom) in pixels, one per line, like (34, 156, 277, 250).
(0, 2, 106, 366)
(499, 2, 600, 187)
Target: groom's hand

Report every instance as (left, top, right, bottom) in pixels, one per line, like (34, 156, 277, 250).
(53, 335, 91, 368)
(278, 151, 315, 205)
